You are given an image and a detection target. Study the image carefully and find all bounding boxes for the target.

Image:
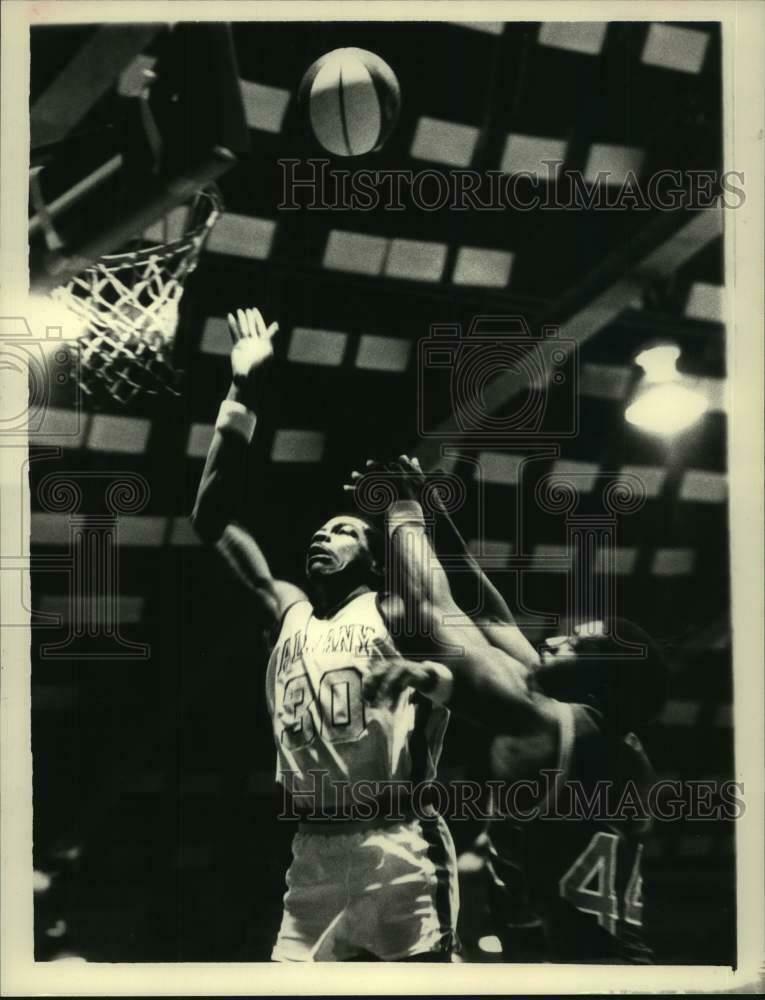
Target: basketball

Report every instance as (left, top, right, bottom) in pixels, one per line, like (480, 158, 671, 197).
(299, 48, 401, 156)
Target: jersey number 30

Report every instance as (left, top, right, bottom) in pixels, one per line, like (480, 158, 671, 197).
(559, 832, 644, 934)
(279, 668, 366, 750)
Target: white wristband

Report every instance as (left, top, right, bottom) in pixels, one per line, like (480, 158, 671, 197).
(386, 499, 425, 533)
(216, 400, 257, 442)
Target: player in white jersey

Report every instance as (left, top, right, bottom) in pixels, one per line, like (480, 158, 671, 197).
(191, 307, 457, 962)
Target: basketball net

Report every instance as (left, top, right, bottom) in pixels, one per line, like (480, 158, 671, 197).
(51, 188, 221, 406)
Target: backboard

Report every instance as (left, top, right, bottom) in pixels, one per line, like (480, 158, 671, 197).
(29, 22, 250, 291)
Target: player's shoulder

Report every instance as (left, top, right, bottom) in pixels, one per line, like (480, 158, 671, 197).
(504, 700, 604, 786)
(563, 702, 657, 783)
(567, 702, 652, 751)
(272, 579, 311, 620)
(561, 701, 614, 765)
(267, 582, 312, 641)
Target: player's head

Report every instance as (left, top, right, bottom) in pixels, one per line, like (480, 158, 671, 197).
(534, 618, 668, 733)
(305, 514, 384, 587)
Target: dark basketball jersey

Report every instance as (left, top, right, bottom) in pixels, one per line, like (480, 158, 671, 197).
(486, 701, 655, 964)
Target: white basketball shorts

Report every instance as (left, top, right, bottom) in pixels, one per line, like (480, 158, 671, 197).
(271, 815, 458, 962)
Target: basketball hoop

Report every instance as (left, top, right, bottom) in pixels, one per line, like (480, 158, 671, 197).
(51, 187, 221, 406)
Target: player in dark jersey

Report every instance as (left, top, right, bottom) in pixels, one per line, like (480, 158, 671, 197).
(485, 619, 663, 964)
(361, 490, 668, 964)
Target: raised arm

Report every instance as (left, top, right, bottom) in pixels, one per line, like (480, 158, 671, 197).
(379, 499, 555, 742)
(404, 456, 539, 669)
(347, 457, 539, 669)
(191, 307, 306, 627)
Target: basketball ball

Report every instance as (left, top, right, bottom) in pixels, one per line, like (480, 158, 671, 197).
(299, 48, 401, 157)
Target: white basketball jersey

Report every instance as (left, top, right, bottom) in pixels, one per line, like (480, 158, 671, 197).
(266, 591, 449, 811)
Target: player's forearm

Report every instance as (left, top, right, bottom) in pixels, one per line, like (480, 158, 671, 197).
(429, 635, 543, 735)
(433, 508, 539, 670)
(433, 505, 515, 623)
(386, 504, 545, 731)
(190, 389, 257, 543)
(386, 501, 455, 612)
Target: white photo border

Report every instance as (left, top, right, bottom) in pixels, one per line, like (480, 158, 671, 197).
(2, 1, 763, 994)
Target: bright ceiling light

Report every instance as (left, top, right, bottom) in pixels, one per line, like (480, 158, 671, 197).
(634, 343, 681, 382)
(625, 383, 708, 436)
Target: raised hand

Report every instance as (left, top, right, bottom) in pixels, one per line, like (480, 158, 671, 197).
(392, 454, 427, 503)
(342, 458, 381, 497)
(227, 307, 279, 390)
(343, 454, 427, 504)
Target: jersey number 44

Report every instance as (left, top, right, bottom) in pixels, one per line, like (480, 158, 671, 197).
(559, 831, 644, 934)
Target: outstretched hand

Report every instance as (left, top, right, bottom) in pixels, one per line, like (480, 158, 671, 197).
(227, 307, 279, 395)
(342, 454, 428, 504)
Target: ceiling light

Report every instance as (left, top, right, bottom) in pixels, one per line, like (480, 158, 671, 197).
(634, 343, 681, 382)
(625, 382, 708, 435)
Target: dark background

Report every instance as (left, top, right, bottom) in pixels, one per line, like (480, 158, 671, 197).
(28, 20, 734, 964)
